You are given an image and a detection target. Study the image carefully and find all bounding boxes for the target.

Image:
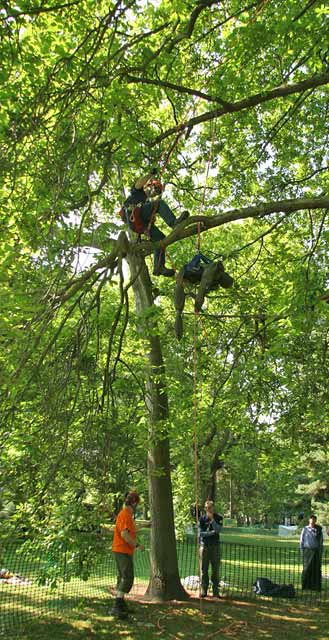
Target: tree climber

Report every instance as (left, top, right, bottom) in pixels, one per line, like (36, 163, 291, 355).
(174, 253, 234, 340)
(120, 168, 189, 277)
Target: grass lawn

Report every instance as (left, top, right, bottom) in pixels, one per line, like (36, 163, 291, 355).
(1, 529, 328, 638)
(12, 594, 329, 640)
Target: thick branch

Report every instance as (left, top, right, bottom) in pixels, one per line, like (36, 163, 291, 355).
(63, 197, 329, 286)
(134, 196, 329, 256)
(152, 72, 329, 144)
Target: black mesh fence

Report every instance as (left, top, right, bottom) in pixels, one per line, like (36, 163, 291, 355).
(1, 535, 328, 634)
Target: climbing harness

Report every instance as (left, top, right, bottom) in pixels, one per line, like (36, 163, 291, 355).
(119, 203, 144, 234)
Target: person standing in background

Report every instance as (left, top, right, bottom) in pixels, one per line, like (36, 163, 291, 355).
(199, 500, 223, 598)
(300, 514, 323, 591)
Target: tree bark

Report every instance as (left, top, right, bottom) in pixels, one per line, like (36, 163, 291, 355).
(127, 247, 188, 601)
(200, 428, 236, 506)
(201, 452, 224, 503)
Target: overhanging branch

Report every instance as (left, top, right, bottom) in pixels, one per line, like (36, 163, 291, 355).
(152, 72, 329, 144)
(60, 197, 329, 278)
(133, 196, 329, 255)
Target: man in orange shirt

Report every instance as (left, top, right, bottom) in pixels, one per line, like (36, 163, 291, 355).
(111, 491, 144, 619)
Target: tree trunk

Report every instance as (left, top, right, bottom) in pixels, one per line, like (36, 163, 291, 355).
(201, 450, 225, 504)
(202, 469, 217, 504)
(199, 429, 237, 507)
(127, 248, 188, 601)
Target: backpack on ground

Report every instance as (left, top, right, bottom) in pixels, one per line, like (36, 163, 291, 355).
(253, 577, 295, 598)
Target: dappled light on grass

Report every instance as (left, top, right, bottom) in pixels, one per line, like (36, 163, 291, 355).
(2, 538, 328, 636)
(15, 596, 329, 640)
(259, 611, 314, 624)
(223, 558, 300, 571)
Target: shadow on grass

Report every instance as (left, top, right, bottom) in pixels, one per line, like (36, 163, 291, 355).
(9, 593, 329, 640)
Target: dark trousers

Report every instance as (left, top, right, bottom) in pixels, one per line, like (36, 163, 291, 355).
(113, 552, 134, 594)
(302, 548, 322, 591)
(141, 200, 176, 267)
(200, 544, 220, 594)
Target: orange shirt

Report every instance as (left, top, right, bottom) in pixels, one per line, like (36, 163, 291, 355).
(112, 507, 136, 555)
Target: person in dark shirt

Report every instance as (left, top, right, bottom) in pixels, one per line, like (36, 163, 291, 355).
(173, 252, 234, 339)
(300, 514, 323, 591)
(122, 169, 189, 277)
(199, 499, 223, 598)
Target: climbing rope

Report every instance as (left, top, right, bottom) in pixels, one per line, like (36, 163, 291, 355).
(158, 128, 186, 177)
(192, 121, 216, 611)
(193, 303, 202, 610)
(145, 199, 159, 238)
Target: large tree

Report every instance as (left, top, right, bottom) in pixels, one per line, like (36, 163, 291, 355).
(1, 0, 328, 599)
